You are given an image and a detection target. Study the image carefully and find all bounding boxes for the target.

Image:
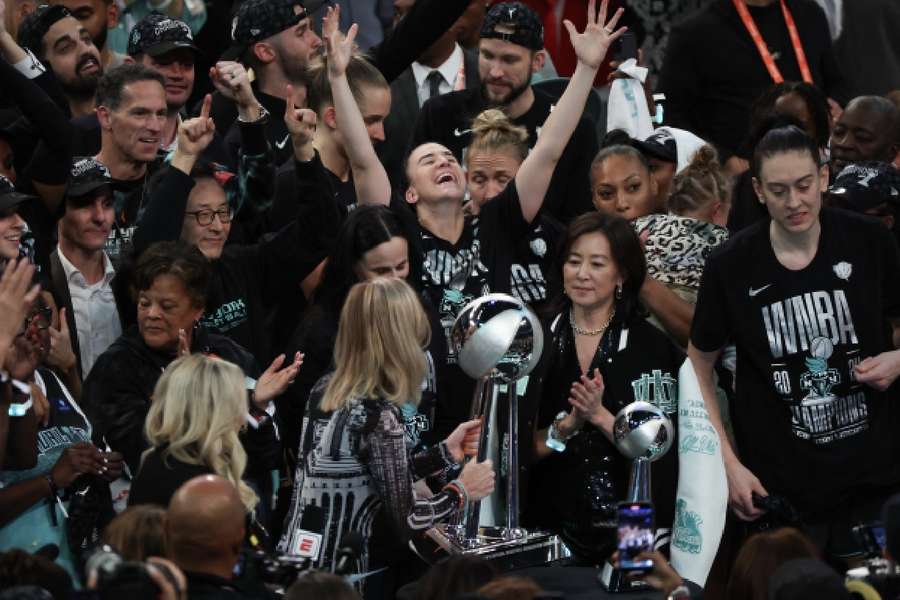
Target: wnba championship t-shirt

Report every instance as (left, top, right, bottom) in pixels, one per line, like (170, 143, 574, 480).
(691, 208, 900, 518)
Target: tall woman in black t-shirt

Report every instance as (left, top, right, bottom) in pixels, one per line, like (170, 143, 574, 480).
(523, 212, 683, 564)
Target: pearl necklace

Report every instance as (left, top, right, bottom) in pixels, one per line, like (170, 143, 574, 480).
(569, 306, 615, 337)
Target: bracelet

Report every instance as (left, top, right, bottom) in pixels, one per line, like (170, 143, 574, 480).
(444, 479, 468, 511)
(237, 103, 270, 124)
(44, 473, 58, 497)
(546, 411, 578, 452)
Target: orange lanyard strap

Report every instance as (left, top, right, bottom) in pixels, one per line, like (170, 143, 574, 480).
(732, 0, 813, 84)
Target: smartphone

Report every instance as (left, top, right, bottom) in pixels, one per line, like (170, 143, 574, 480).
(613, 32, 638, 63)
(617, 502, 655, 571)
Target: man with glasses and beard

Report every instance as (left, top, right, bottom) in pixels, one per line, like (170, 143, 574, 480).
(409, 1, 598, 224)
(15, 4, 103, 118)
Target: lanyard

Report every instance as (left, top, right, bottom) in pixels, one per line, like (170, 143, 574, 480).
(732, 0, 813, 84)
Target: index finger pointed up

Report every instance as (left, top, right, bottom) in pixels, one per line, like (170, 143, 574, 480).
(58, 307, 69, 334)
(200, 93, 212, 121)
(285, 84, 296, 117)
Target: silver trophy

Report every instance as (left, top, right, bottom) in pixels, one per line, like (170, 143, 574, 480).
(600, 401, 674, 592)
(428, 294, 570, 568)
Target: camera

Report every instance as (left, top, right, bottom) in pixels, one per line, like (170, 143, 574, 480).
(236, 549, 311, 593)
(85, 546, 173, 600)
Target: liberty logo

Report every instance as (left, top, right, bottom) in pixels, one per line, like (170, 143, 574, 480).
(632, 370, 677, 415)
(672, 499, 702, 555)
(799, 336, 841, 407)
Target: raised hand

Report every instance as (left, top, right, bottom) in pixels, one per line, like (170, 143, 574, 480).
(563, 0, 626, 70)
(210, 61, 255, 107)
(323, 5, 358, 79)
(254, 352, 304, 407)
(177, 94, 216, 158)
(0, 258, 39, 351)
(284, 84, 317, 161)
(46, 307, 77, 374)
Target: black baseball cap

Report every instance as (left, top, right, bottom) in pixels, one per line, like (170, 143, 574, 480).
(829, 161, 900, 212)
(226, 0, 321, 60)
(17, 4, 72, 58)
(127, 12, 200, 58)
(0, 175, 35, 213)
(66, 157, 112, 199)
(480, 2, 544, 52)
(632, 128, 678, 163)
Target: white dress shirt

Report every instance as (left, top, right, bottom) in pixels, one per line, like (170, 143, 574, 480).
(57, 249, 121, 377)
(411, 43, 466, 107)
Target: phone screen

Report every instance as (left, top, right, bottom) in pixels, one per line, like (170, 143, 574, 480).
(872, 526, 887, 551)
(617, 503, 655, 571)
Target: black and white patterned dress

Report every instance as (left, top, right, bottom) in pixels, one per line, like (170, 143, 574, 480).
(278, 376, 461, 578)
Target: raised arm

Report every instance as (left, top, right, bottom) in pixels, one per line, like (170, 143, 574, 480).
(324, 7, 391, 207)
(515, 0, 625, 223)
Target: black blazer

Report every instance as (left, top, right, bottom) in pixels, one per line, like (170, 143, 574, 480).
(379, 48, 480, 188)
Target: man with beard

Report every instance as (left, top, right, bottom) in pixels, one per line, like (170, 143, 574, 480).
(830, 95, 900, 177)
(16, 4, 102, 118)
(216, 0, 491, 166)
(48, 0, 125, 69)
(409, 1, 597, 224)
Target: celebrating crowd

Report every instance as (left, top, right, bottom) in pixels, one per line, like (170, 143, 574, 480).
(0, 0, 899, 598)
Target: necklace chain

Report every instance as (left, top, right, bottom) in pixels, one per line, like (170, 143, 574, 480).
(569, 306, 615, 337)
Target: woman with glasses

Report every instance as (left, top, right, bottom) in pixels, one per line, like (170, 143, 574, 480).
(82, 242, 299, 515)
(131, 94, 328, 367)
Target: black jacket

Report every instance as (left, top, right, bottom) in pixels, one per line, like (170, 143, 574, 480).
(657, 0, 844, 160)
(128, 448, 212, 508)
(81, 326, 277, 479)
(184, 570, 276, 600)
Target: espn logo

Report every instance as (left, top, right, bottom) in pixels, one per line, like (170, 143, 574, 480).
(291, 530, 323, 559)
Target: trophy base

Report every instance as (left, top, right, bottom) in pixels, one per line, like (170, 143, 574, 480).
(427, 525, 571, 571)
(598, 560, 652, 592)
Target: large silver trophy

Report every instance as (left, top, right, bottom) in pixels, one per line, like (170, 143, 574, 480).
(428, 294, 570, 568)
(600, 401, 674, 592)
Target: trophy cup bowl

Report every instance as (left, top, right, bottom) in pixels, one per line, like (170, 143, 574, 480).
(450, 293, 543, 383)
(613, 401, 674, 462)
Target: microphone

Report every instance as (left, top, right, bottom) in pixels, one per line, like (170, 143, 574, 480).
(334, 531, 364, 576)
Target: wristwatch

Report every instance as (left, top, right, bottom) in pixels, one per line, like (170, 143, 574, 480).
(668, 585, 691, 600)
(546, 411, 578, 452)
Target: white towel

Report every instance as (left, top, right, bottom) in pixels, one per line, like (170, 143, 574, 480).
(606, 59, 654, 140)
(669, 358, 728, 586)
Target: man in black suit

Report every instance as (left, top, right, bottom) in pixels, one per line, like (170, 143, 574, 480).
(378, 0, 486, 187)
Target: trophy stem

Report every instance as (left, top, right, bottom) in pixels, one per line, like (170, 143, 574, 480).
(505, 383, 521, 537)
(626, 457, 652, 504)
(463, 378, 497, 544)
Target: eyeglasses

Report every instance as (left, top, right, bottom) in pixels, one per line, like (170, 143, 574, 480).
(18, 305, 52, 336)
(184, 208, 234, 226)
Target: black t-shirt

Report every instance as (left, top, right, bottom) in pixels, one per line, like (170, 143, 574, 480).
(107, 173, 151, 267)
(510, 215, 564, 310)
(525, 313, 683, 562)
(392, 180, 530, 440)
(691, 208, 900, 518)
(410, 87, 597, 224)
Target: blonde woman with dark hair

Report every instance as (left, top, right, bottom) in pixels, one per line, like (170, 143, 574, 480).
(279, 278, 494, 593)
(128, 354, 258, 512)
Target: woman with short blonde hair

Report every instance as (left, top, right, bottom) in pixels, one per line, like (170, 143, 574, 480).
(129, 354, 258, 512)
(280, 278, 495, 594)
